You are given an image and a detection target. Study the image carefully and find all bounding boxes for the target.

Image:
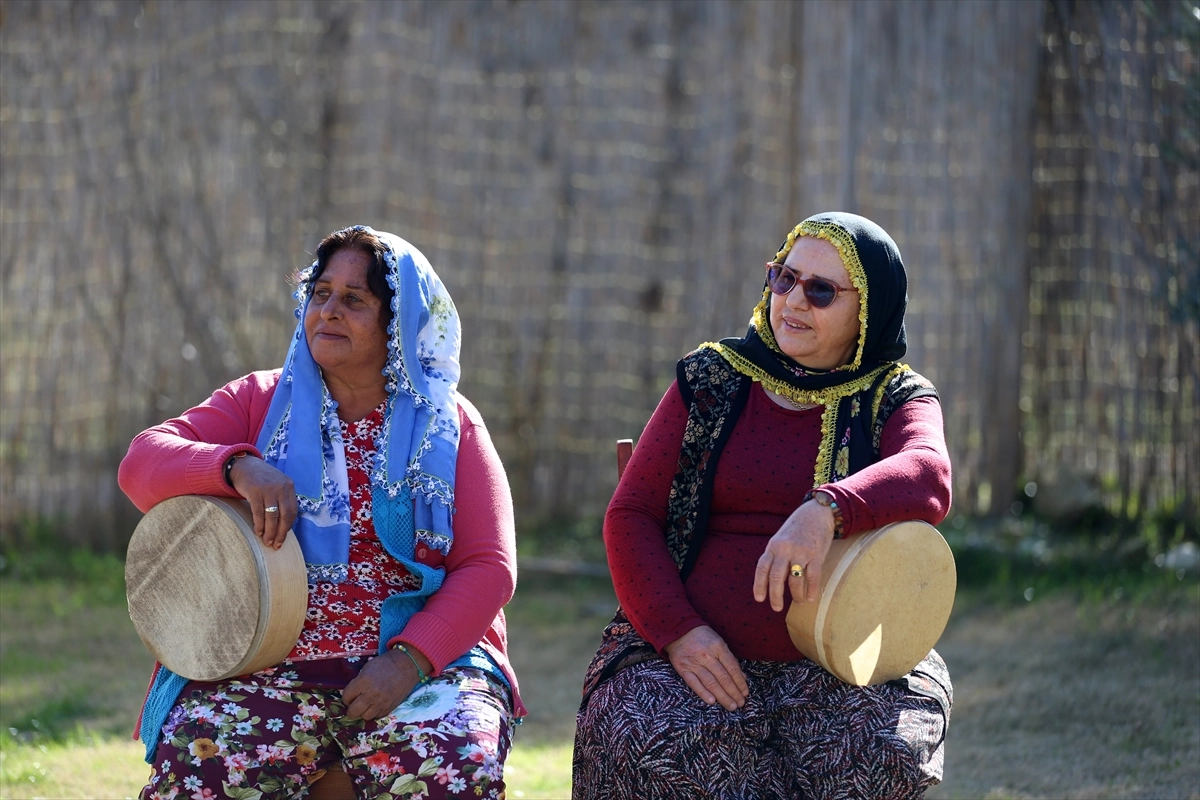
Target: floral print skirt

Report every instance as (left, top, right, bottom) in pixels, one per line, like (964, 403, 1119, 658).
(573, 651, 951, 800)
(141, 657, 513, 800)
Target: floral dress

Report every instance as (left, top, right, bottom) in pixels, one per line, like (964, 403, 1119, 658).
(140, 405, 513, 800)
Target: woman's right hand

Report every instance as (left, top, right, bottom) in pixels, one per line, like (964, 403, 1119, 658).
(227, 455, 297, 549)
(663, 625, 749, 711)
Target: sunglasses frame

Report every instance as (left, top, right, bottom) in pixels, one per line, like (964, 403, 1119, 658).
(765, 262, 858, 309)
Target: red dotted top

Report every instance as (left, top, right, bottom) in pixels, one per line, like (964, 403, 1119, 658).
(605, 382, 952, 661)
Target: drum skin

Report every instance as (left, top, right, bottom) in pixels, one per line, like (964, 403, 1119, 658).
(125, 495, 308, 682)
(786, 520, 956, 686)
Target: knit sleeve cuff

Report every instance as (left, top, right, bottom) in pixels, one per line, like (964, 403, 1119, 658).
(184, 444, 261, 497)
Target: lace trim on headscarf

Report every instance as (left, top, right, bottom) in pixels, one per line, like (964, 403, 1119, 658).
(306, 563, 350, 584)
(255, 226, 463, 585)
(758, 218, 872, 371)
(703, 342, 897, 487)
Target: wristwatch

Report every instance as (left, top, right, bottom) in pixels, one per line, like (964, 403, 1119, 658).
(224, 451, 248, 488)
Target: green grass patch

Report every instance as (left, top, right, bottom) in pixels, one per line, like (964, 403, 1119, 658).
(0, 516, 127, 606)
(0, 735, 573, 800)
(506, 572, 617, 627)
(942, 516, 1199, 610)
(0, 733, 146, 799)
(516, 513, 608, 565)
(1, 512, 1194, 798)
(2, 692, 100, 745)
(505, 740, 574, 799)
(0, 577, 155, 744)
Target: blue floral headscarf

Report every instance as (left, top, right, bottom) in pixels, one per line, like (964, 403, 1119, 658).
(255, 226, 462, 582)
(137, 228, 469, 760)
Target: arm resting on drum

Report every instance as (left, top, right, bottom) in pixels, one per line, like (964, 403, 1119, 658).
(604, 382, 710, 654)
(387, 399, 516, 675)
(814, 396, 952, 536)
(118, 371, 279, 512)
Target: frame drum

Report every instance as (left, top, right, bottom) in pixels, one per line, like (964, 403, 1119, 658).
(785, 520, 955, 686)
(125, 495, 308, 682)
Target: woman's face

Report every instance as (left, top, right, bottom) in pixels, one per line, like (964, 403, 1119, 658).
(769, 236, 861, 370)
(304, 248, 390, 384)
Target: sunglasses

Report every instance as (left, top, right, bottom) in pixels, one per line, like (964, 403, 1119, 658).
(765, 262, 858, 309)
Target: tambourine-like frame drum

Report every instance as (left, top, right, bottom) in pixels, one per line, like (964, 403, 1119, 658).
(125, 495, 308, 682)
(786, 520, 956, 686)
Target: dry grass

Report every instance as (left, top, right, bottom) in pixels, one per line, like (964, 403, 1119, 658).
(926, 592, 1200, 800)
(2, 570, 1198, 799)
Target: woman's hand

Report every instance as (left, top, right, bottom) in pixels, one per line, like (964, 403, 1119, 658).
(343, 647, 430, 720)
(227, 455, 297, 550)
(753, 498, 836, 611)
(663, 625, 749, 711)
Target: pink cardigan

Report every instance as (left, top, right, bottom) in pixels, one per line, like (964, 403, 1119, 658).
(119, 370, 525, 716)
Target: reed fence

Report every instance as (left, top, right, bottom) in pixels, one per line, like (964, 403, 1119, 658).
(1, 0, 1195, 549)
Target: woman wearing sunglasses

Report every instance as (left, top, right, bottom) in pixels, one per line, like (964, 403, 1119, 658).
(574, 212, 952, 798)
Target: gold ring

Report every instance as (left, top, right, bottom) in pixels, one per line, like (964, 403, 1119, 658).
(264, 506, 280, 514)
(790, 564, 804, 579)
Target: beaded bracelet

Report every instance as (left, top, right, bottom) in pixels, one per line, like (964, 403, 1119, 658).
(392, 643, 431, 685)
(805, 490, 846, 539)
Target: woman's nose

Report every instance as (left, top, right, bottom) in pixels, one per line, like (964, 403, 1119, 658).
(320, 294, 343, 318)
(785, 284, 811, 310)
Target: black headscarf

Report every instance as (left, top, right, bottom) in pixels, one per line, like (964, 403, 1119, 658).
(714, 211, 908, 394)
(703, 211, 931, 488)
(580, 213, 938, 704)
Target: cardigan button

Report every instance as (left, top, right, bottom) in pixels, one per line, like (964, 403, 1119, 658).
(417, 546, 428, 559)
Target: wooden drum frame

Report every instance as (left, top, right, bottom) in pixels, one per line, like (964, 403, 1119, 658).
(785, 520, 956, 686)
(125, 495, 308, 682)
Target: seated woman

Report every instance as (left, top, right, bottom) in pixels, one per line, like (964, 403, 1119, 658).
(573, 213, 953, 799)
(119, 226, 524, 799)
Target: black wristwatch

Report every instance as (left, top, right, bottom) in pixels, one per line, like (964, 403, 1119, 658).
(224, 451, 248, 487)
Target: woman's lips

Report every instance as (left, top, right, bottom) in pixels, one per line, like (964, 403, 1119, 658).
(781, 317, 811, 331)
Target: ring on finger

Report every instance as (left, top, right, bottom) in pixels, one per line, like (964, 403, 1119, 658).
(790, 564, 805, 579)
(264, 505, 280, 514)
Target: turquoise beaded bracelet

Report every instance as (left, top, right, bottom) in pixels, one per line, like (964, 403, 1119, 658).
(392, 643, 431, 685)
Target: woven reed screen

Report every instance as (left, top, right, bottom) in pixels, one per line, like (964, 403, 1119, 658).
(1025, 1, 1197, 526)
(1, 0, 1195, 548)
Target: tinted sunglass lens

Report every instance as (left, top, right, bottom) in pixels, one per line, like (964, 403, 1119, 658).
(804, 278, 838, 308)
(767, 265, 794, 295)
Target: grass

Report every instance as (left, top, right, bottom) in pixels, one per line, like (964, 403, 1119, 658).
(0, 578, 155, 743)
(0, 518, 1195, 799)
(0, 547, 608, 798)
(0, 732, 146, 799)
(941, 514, 1198, 609)
(0, 739, 577, 800)
(504, 742, 575, 799)
(0, 736, 577, 800)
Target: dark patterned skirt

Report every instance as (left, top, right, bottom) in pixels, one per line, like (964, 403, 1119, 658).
(573, 651, 951, 800)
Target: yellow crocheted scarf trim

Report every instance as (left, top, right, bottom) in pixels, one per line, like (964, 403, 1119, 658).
(702, 342, 904, 486)
(753, 219, 871, 372)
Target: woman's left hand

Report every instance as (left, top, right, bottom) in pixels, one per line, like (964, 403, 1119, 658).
(753, 499, 837, 611)
(342, 647, 430, 720)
